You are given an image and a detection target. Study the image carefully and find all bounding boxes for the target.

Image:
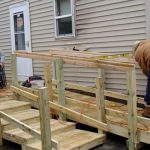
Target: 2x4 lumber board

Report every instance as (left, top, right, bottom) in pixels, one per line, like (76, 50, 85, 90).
(44, 64, 53, 101)
(38, 87, 52, 150)
(0, 111, 40, 140)
(53, 94, 149, 132)
(96, 77, 106, 134)
(0, 100, 30, 113)
(15, 51, 134, 71)
(19, 85, 39, 95)
(0, 96, 14, 102)
(3, 120, 75, 145)
(49, 49, 109, 58)
(49, 49, 115, 56)
(56, 59, 66, 121)
(52, 129, 105, 150)
(49, 101, 108, 131)
(10, 86, 39, 102)
(11, 54, 18, 86)
(49, 50, 133, 65)
(0, 111, 59, 149)
(127, 69, 138, 150)
(52, 80, 144, 105)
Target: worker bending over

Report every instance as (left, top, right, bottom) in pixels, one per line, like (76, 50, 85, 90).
(134, 40, 150, 118)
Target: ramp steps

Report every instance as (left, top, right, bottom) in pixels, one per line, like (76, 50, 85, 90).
(23, 129, 105, 150)
(0, 100, 31, 113)
(0, 96, 105, 150)
(3, 119, 76, 145)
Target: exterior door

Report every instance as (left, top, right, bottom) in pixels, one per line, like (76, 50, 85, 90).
(10, 2, 33, 81)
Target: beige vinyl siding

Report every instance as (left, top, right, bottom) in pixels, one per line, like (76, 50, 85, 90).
(0, 0, 147, 95)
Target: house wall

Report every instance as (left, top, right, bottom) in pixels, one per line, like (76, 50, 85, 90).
(0, 0, 147, 95)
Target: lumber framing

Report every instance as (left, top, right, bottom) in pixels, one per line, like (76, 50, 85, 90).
(0, 111, 59, 149)
(56, 59, 66, 121)
(15, 51, 135, 71)
(11, 54, 18, 86)
(11, 50, 150, 150)
(96, 77, 106, 134)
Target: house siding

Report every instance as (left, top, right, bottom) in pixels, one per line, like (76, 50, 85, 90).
(0, 0, 147, 95)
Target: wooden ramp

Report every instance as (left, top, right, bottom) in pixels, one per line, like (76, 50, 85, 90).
(0, 94, 105, 150)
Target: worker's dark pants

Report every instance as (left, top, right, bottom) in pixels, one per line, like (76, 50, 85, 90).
(145, 70, 150, 105)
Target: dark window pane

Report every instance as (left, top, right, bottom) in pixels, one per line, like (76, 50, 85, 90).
(15, 33, 25, 50)
(56, 0, 71, 16)
(57, 17, 72, 35)
(14, 12, 24, 33)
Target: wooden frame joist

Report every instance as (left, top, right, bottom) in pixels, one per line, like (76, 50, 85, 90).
(14, 51, 135, 71)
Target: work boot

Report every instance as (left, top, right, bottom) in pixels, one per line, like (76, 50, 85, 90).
(143, 105, 150, 118)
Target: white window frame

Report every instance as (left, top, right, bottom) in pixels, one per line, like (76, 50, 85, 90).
(54, 0, 75, 38)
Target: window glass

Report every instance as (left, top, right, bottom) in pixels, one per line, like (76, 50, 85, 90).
(14, 12, 24, 32)
(15, 33, 25, 50)
(56, 0, 71, 16)
(14, 12, 25, 50)
(57, 17, 72, 35)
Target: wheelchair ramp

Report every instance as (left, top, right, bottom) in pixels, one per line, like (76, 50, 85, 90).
(0, 95, 105, 150)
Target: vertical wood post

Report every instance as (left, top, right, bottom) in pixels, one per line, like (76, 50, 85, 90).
(38, 87, 52, 150)
(98, 69, 105, 82)
(0, 119, 3, 145)
(56, 59, 66, 121)
(52, 61, 57, 80)
(44, 64, 53, 101)
(96, 77, 106, 134)
(11, 54, 18, 86)
(127, 68, 137, 150)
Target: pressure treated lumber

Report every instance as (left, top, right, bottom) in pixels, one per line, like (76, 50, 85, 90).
(52, 79, 144, 105)
(10, 86, 39, 102)
(127, 69, 138, 150)
(3, 120, 75, 145)
(38, 87, 52, 150)
(11, 54, 18, 86)
(96, 77, 106, 134)
(44, 64, 53, 101)
(49, 101, 108, 131)
(56, 59, 66, 121)
(23, 129, 105, 150)
(0, 119, 2, 145)
(15, 51, 135, 71)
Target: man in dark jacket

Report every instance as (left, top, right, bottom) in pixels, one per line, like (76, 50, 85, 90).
(134, 40, 150, 118)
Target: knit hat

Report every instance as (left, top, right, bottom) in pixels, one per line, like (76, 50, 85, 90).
(132, 41, 141, 52)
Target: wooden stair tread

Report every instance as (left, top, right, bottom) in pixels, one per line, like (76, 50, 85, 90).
(0, 100, 31, 112)
(24, 129, 105, 150)
(0, 96, 14, 102)
(2, 109, 39, 126)
(3, 119, 76, 144)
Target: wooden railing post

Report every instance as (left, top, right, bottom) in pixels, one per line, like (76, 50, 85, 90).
(11, 54, 18, 86)
(56, 59, 66, 121)
(38, 87, 52, 150)
(96, 77, 106, 134)
(0, 118, 3, 145)
(44, 64, 53, 101)
(127, 68, 138, 150)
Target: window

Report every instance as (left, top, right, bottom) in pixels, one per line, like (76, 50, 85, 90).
(54, 0, 75, 37)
